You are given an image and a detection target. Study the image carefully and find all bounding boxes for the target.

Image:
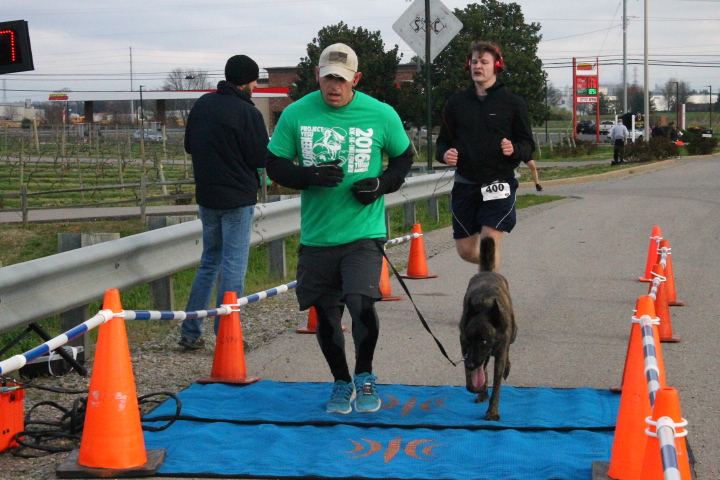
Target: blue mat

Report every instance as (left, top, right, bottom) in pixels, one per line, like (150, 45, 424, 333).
(143, 380, 619, 431)
(142, 381, 619, 479)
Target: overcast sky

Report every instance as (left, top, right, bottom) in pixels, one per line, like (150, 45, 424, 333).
(3, 0, 720, 104)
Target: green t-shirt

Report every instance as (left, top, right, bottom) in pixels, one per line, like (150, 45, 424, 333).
(268, 91, 410, 247)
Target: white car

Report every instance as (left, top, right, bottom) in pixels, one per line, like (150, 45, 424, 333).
(599, 120, 615, 134)
(133, 129, 164, 142)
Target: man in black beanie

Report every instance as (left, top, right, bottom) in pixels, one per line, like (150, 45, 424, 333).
(178, 55, 268, 350)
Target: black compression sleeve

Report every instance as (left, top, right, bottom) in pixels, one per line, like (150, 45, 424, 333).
(265, 151, 311, 190)
(380, 145, 414, 193)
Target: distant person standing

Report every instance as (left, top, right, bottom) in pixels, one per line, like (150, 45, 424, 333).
(178, 54, 268, 350)
(609, 119, 629, 166)
(436, 40, 535, 270)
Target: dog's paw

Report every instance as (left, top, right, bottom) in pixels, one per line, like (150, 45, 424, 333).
(484, 410, 500, 421)
(474, 391, 489, 403)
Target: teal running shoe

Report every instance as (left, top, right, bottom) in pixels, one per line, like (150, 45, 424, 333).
(353, 372, 381, 413)
(326, 380, 356, 414)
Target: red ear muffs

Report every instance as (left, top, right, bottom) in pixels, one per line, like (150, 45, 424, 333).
(466, 46, 504, 74)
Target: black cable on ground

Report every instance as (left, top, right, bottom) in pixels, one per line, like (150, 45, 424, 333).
(9, 382, 182, 458)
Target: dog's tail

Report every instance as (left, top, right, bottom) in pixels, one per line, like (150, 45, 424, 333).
(480, 237, 496, 272)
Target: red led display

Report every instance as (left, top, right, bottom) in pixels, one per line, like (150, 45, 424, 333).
(0, 20, 34, 75)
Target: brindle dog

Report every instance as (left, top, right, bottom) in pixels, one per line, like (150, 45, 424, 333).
(459, 237, 517, 421)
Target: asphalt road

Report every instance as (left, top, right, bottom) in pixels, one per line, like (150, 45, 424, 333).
(247, 155, 719, 479)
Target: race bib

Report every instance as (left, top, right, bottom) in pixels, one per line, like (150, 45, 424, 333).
(482, 181, 510, 201)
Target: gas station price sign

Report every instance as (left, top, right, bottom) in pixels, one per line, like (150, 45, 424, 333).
(0, 20, 34, 75)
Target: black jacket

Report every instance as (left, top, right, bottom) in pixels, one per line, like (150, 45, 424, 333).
(436, 83, 535, 184)
(185, 81, 268, 209)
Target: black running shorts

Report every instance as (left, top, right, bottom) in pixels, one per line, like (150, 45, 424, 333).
(450, 178, 518, 239)
(295, 238, 385, 311)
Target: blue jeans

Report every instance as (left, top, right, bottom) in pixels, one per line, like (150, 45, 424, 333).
(181, 204, 254, 340)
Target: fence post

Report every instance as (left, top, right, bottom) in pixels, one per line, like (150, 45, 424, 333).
(535, 132, 542, 159)
(57, 233, 120, 353)
(404, 170, 420, 227)
(140, 175, 147, 223)
(266, 195, 287, 279)
(21, 184, 28, 227)
(146, 215, 198, 310)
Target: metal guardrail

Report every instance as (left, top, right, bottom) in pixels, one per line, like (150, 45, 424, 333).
(0, 171, 453, 335)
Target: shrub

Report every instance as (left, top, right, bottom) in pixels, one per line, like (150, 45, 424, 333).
(685, 137, 718, 155)
(624, 137, 679, 162)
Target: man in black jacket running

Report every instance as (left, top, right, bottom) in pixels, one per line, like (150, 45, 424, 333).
(436, 41, 534, 271)
(178, 55, 268, 350)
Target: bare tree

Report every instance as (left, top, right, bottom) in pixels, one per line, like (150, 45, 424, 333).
(162, 68, 213, 125)
(546, 82, 564, 107)
(661, 79, 690, 112)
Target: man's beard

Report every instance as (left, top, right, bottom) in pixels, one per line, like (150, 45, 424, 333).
(240, 84, 253, 97)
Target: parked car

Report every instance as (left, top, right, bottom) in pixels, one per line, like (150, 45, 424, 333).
(599, 120, 615, 134)
(133, 129, 164, 142)
(576, 120, 596, 134)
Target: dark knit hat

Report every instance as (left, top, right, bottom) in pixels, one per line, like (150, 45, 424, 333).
(225, 55, 259, 86)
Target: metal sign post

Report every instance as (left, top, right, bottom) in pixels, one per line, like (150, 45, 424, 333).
(393, 0, 462, 170)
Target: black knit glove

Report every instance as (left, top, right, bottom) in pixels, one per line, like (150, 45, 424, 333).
(351, 177, 386, 205)
(305, 159, 344, 187)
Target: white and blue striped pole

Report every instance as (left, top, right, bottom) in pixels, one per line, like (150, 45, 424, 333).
(0, 309, 116, 375)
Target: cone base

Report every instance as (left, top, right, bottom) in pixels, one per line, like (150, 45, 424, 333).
(380, 296, 403, 301)
(399, 274, 438, 279)
(197, 375, 261, 385)
(669, 301, 686, 306)
(590, 460, 610, 480)
(57, 448, 166, 478)
(638, 276, 652, 282)
(609, 386, 622, 393)
(660, 335, 681, 343)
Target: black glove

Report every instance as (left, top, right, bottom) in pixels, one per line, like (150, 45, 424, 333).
(535, 183, 543, 192)
(305, 159, 344, 187)
(351, 177, 386, 205)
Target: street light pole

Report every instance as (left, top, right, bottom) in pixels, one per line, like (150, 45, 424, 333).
(139, 85, 145, 134)
(709, 85, 713, 130)
(671, 81, 679, 127)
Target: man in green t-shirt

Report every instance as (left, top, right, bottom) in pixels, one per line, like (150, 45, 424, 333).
(267, 43, 413, 414)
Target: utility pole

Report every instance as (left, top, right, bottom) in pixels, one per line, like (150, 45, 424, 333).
(130, 47, 135, 125)
(643, 0, 650, 140)
(622, 0, 628, 113)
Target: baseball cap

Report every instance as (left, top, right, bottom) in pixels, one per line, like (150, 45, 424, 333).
(318, 43, 358, 82)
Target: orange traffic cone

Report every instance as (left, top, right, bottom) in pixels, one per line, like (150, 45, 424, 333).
(198, 291, 260, 384)
(296, 306, 318, 334)
(612, 296, 667, 393)
(57, 289, 165, 478)
(379, 256, 402, 301)
(607, 297, 654, 480)
(639, 226, 662, 282)
(649, 264, 680, 343)
(659, 240, 684, 306)
(399, 224, 437, 279)
(639, 387, 693, 480)
(296, 306, 347, 334)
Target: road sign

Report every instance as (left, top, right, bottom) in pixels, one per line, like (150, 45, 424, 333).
(392, 0, 463, 63)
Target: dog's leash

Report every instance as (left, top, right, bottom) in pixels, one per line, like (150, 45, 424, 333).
(375, 241, 464, 367)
